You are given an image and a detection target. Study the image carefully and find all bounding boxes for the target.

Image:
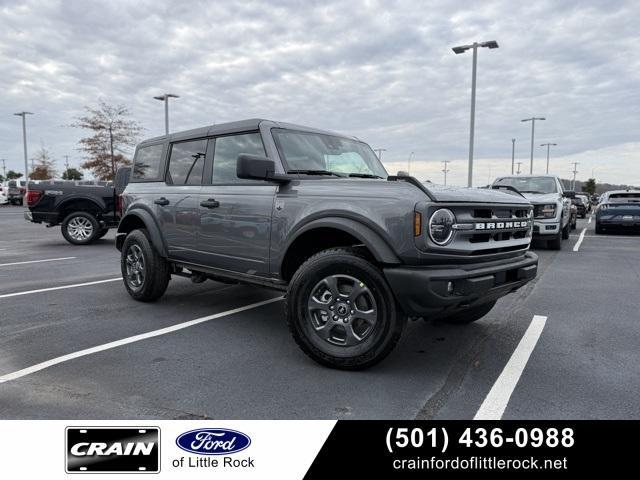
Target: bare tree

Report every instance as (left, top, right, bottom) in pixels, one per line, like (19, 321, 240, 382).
(29, 146, 56, 180)
(71, 100, 142, 181)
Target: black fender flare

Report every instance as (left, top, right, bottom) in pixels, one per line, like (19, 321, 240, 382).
(57, 195, 106, 214)
(284, 216, 401, 265)
(116, 208, 168, 257)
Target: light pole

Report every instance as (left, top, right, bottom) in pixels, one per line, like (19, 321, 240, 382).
(452, 40, 499, 188)
(1, 158, 6, 179)
(571, 162, 579, 191)
(13, 111, 33, 197)
(407, 151, 414, 175)
(511, 138, 515, 175)
(441, 160, 450, 185)
(540, 142, 557, 174)
(521, 117, 545, 174)
(153, 94, 179, 135)
(516, 161, 522, 175)
(373, 148, 386, 161)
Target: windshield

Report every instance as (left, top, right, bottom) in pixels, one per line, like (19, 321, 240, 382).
(272, 129, 388, 178)
(495, 176, 557, 194)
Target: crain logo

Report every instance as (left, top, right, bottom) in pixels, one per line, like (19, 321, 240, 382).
(475, 220, 530, 230)
(66, 427, 160, 473)
(176, 428, 251, 455)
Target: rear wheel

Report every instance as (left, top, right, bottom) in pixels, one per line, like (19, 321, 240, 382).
(440, 300, 497, 325)
(286, 248, 406, 370)
(61, 211, 100, 245)
(121, 229, 170, 302)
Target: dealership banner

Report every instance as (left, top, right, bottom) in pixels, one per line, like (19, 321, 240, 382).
(0, 420, 634, 477)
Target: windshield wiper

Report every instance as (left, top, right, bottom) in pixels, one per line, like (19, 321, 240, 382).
(519, 190, 546, 194)
(286, 169, 345, 177)
(347, 173, 383, 179)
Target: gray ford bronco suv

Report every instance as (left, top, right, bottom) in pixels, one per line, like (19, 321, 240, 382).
(116, 119, 538, 369)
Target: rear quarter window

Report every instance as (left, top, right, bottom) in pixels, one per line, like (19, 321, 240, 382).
(132, 143, 164, 181)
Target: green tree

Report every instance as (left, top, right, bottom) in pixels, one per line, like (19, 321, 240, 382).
(583, 178, 597, 195)
(71, 100, 142, 181)
(6, 170, 23, 180)
(62, 168, 84, 180)
(29, 146, 56, 180)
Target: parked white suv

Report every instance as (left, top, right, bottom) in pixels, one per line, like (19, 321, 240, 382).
(492, 175, 574, 249)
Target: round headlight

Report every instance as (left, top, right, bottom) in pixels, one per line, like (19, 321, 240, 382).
(428, 208, 455, 245)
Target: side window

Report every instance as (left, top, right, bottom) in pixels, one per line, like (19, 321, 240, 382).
(167, 139, 207, 185)
(212, 132, 265, 183)
(132, 144, 164, 181)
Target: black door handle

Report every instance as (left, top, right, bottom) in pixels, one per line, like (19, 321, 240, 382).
(200, 198, 220, 209)
(154, 197, 170, 206)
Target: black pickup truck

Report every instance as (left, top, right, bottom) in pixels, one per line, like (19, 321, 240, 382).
(24, 169, 130, 245)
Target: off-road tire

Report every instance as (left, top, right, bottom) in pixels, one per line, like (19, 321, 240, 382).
(595, 224, 604, 234)
(286, 248, 406, 370)
(121, 229, 170, 302)
(561, 221, 570, 240)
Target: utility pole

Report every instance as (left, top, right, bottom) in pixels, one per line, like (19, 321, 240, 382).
(540, 143, 557, 174)
(407, 151, 414, 175)
(452, 40, 500, 188)
(64, 155, 70, 171)
(441, 160, 450, 185)
(13, 111, 33, 197)
(373, 148, 386, 161)
(511, 138, 515, 175)
(1, 158, 6, 179)
(516, 162, 522, 175)
(521, 117, 546, 174)
(571, 162, 579, 191)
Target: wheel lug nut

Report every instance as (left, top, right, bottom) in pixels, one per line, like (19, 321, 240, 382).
(351, 310, 354, 314)
(333, 315, 337, 320)
(329, 306, 334, 310)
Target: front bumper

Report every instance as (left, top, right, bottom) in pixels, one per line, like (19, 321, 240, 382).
(533, 220, 560, 237)
(384, 251, 538, 317)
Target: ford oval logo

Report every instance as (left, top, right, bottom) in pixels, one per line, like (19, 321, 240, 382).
(176, 428, 251, 455)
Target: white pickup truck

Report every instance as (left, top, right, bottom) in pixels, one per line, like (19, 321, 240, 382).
(492, 175, 574, 249)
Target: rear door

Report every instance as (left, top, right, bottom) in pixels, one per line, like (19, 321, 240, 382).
(160, 138, 207, 261)
(196, 132, 276, 276)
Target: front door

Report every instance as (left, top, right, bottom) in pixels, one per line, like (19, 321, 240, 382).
(197, 132, 276, 277)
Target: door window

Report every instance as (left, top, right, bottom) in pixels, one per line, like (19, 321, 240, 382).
(167, 139, 207, 185)
(212, 133, 265, 183)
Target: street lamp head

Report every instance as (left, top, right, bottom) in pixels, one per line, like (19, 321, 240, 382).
(452, 45, 470, 54)
(154, 94, 179, 101)
(13, 112, 33, 116)
(481, 40, 499, 49)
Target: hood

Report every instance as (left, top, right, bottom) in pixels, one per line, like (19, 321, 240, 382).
(519, 192, 560, 204)
(422, 184, 531, 204)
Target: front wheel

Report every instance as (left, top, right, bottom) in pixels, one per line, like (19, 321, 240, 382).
(548, 232, 562, 250)
(61, 212, 100, 245)
(286, 248, 406, 370)
(561, 221, 570, 240)
(595, 223, 604, 234)
(121, 229, 170, 302)
(440, 300, 497, 325)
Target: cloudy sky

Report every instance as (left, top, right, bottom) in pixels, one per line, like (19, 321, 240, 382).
(1, 0, 639, 186)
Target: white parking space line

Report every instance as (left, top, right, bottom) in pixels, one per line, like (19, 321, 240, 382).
(474, 315, 547, 420)
(0, 296, 284, 384)
(0, 277, 121, 299)
(0, 256, 76, 267)
(588, 216, 592, 224)
(573, 228, 587, 252)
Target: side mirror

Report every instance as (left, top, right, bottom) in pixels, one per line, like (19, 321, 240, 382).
(563, 191, 576, 199)
(236, 154, 290, 183)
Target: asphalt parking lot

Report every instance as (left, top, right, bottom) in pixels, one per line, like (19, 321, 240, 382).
(0, 204, 638, 419)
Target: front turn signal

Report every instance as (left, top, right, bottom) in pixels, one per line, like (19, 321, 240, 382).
(414, 211, 422, 237)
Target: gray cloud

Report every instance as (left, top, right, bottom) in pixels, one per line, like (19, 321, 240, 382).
(0, 0, 638, 185)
